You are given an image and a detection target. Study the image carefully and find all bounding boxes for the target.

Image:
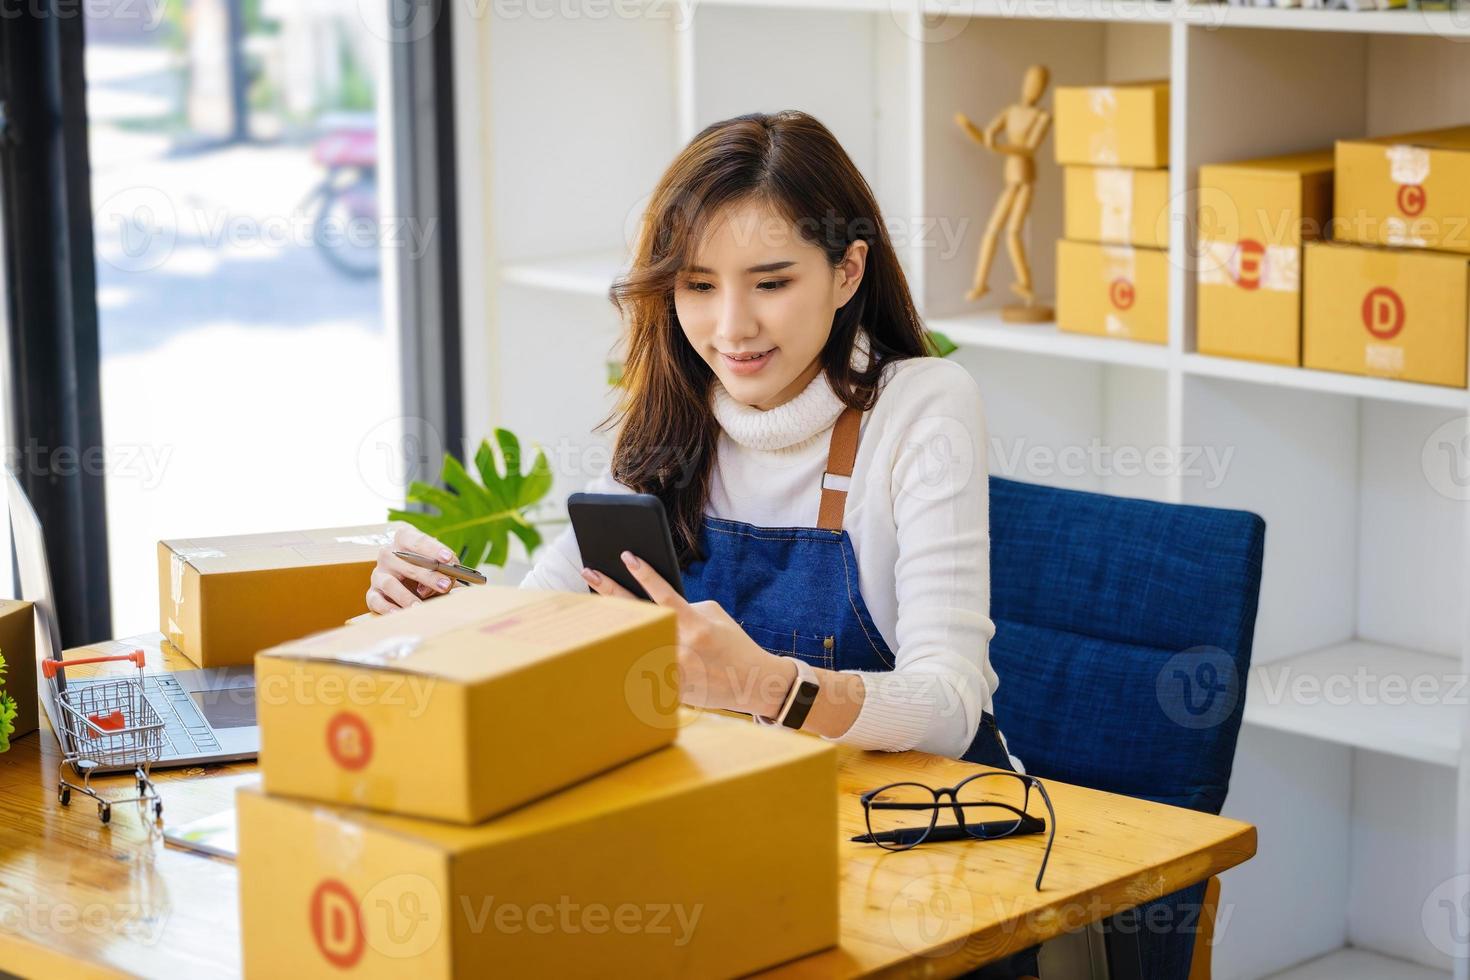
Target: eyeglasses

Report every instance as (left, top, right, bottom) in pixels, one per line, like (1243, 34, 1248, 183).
(853, 771, 1057, 890)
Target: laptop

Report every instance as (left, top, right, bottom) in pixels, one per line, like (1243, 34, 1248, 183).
(8, 472, 258, 769)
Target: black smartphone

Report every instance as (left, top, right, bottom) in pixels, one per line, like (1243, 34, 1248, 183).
(394, 551, 488, 586)
(567, 492, 684, 601)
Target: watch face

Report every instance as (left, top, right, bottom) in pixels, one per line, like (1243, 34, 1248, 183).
(782, 679, 820, 730)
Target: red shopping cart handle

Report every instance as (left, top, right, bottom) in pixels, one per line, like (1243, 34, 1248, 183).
(41, 649, 146, 679)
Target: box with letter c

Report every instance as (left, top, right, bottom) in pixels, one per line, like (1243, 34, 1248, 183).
(1056, 239, 1169, 344)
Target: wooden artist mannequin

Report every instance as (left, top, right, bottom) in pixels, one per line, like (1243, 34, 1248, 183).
(955, 65, 1053, 322)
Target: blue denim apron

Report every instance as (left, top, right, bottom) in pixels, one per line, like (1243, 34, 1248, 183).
(682, 405, 1015, 771)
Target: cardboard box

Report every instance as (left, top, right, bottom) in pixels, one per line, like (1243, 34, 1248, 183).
(1054, 80, 1170, 169)
(1335, 126, 1470, 254)
(1056, 239, 1169, 344)
(256, 584, 679, 823)
(239, 711, 838, 979)
(159, 525, 392, 668)
(1064, 166, 1170, 249)
(0, 600, 37, 744)
(1303, 241, 1470, 387)
(1196, 149, 1335, 366)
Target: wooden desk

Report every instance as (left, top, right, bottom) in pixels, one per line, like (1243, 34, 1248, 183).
(0, 634, 1256, 978)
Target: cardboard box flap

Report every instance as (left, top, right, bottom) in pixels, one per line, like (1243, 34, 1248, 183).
(240, 712, 833, 850)
(1056, 78, 1168, 96)
(1204, 148, 1335, 177)
(162, 524, 392, 575)
(259, 585, 675, 684)
(1343, 126, 1470, 153)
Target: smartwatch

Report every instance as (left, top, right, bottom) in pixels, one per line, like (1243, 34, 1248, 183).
(763, 657, 820, 730)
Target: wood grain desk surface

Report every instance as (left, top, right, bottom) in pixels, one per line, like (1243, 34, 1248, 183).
(0, 633, 1256, 979)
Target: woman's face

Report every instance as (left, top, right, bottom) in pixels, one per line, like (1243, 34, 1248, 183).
(674, 199, 867, 411)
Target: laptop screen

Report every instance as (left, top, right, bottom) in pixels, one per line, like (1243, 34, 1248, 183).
(6, 471, 69, 742)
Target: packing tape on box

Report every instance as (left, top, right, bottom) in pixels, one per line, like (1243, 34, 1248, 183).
(1366, 344, 1406, 375)
(1102, 244, 1136, 337)
(169, 547, 225, 607)
(334, 532, 395, 547)
(1087, 88, 1120, 165)
(1387, 144, 1430, 186)
(330, 635, 423, 667)
(1197, 239, 1300, 291)
(1093, 168, 1134, 243)
(1384, 217, 1428, 249)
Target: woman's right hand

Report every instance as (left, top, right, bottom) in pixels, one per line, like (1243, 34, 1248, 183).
(365, 525, 459, 614)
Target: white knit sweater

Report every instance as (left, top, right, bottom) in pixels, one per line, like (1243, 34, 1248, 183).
(520, 343, 1008, 762)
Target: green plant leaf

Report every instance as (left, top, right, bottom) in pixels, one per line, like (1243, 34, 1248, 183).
(0, 691, 14, 754)
(925, 329, 958, 358)
(387, 429, 553, 569)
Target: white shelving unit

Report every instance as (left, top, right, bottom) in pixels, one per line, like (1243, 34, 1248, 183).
(460, 2, 1470, 977)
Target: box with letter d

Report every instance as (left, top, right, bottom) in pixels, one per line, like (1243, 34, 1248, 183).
(1303, 241, 1470, 388)
(254, 584, 680, 823)
(238, 712, 838, 979)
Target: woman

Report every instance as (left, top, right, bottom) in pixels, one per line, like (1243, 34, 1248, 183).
(368, 110, 1016, 770)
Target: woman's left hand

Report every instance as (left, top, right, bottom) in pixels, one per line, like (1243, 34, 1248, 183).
(580, 552, 795, 717)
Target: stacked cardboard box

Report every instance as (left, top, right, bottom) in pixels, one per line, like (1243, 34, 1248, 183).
(1196, 150, 1334, 366)
(1304, 127, 1470, 388)
(239, 585, 839, 977)
(1054, 80, 1171, 344)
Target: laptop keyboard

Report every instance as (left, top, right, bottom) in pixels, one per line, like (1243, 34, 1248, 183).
(71, 673, 220, 758)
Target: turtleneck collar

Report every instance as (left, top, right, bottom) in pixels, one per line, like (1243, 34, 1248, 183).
(710, 331, 872, 452)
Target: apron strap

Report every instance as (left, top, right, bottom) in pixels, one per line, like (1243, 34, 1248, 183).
(816, 406, 863, 531)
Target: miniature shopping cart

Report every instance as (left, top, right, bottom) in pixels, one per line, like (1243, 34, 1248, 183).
(42, 650, 165, 824)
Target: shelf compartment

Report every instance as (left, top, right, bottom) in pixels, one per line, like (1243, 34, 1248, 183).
(1264, 946, 1450, 979)
(1243, 640, 1465, 768)
(1181, 3, 1470, 38)
(1182, 352, 1470, 411)
(933, 311, 1170, 368)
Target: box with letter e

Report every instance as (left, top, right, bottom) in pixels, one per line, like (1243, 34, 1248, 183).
(1303, 242, 1470, 388)
(1196, 150, 1334, 366)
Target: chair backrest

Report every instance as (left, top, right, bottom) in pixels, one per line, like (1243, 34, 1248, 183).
(987, 477, 1266, 815)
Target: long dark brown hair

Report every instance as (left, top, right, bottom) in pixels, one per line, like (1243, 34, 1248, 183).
(606, 110, 931, 563)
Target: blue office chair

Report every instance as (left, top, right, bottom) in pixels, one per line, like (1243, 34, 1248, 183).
(983, 476, 1266, 980)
